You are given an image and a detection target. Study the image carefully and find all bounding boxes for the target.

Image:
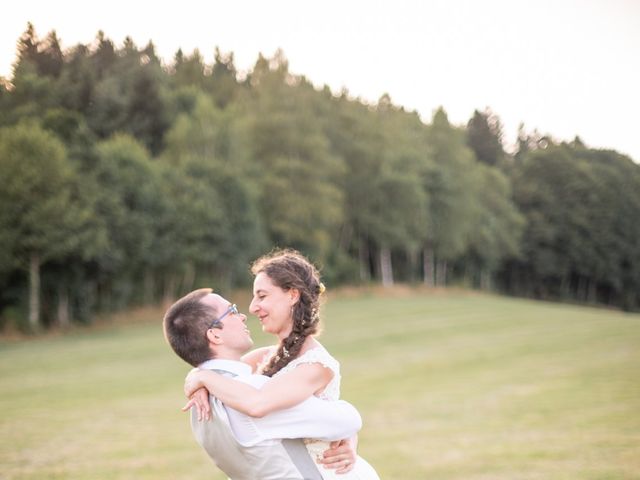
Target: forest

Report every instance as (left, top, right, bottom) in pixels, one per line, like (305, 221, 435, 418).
(1, 24, 639, 331)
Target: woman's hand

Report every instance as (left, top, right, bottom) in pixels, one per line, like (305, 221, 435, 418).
(184, 369, 205, 398)
(181, 387, 212, 421)
(318, 437, 357, 474)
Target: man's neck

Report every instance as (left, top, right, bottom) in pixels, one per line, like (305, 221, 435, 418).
(198, 357, 252, 376)
(212, 348, 243, 362)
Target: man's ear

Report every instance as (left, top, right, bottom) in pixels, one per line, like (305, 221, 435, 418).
(206, 328, 223, 346)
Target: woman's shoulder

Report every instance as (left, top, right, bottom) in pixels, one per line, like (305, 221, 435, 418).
(289, 341, 341, 400)
(290, 341, 340, 373)
(242, 345, 278, 373)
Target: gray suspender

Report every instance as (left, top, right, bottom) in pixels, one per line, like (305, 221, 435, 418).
(281, 439, 324, 480)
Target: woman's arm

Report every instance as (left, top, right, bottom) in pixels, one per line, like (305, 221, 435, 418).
(184, 362, 333, 417)
(185, 346, 275, 420)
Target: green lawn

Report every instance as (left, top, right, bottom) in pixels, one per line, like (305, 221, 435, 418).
(1, 290, 639, 479)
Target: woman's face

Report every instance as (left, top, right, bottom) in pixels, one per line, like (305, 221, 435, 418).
(249, 272, 297, 339)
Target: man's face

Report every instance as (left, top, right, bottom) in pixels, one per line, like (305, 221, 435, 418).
(200, 293, 253, 354)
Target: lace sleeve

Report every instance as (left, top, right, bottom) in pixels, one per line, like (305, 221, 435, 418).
(276, 347, 342, 401)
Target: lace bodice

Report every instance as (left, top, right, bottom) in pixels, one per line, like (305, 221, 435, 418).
(271, 347, 380, 479)
(272, 346, 341, 401)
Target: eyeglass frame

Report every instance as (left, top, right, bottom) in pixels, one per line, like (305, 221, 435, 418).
(209, 303, 238, 330)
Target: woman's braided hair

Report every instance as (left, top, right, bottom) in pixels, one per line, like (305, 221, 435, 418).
(252, 249, 325, 377)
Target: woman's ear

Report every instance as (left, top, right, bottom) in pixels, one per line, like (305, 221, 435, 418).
(289, 288, 301, 305)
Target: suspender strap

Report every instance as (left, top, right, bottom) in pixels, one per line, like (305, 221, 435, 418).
(281, 439, 323, 480)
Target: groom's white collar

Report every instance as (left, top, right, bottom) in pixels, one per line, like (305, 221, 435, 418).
(198, 358, 252, 377)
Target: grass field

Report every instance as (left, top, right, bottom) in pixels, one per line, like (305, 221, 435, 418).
(1, 289, 639, 479)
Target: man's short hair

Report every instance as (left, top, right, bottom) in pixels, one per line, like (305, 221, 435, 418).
(163, 288, 221, 366)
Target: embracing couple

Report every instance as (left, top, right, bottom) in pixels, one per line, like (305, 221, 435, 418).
(163, 249, 380, 479)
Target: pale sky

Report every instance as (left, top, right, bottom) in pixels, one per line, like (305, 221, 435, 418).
(2, 0, 640, 161)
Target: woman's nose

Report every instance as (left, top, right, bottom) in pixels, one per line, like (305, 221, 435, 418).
(249, 298, 259, 315)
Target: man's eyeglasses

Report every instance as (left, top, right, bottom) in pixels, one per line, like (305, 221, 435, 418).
(209, 303, 238, 329)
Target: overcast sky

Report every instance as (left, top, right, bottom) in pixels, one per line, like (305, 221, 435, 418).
(2, 0, 639, 160)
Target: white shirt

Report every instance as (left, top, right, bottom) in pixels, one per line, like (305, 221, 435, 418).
(198, 359, 362, 447)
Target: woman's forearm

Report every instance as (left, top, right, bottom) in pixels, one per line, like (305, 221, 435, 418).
(185, 362, 331, 417)
(194, 370, 270, 417)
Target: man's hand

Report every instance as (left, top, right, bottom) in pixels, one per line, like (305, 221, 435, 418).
(318, 437, 357, 474)
(181, 387, 212, 422)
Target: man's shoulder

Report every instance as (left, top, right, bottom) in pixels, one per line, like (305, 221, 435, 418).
(242, 373, 269, 388)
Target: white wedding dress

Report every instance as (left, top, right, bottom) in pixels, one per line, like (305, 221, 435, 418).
(273, 346, 381, 480)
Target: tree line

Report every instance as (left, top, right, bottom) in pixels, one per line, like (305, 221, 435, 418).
(1, 24, 639, 331)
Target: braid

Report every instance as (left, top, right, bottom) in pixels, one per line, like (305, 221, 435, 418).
(254, 249, 325, 377)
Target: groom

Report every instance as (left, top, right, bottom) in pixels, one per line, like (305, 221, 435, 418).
(163, 288, 358, 480)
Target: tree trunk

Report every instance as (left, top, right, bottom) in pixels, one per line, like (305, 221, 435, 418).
(182, 263, 196, 293)
(163, 274, 177, 307)
(338, 222, 353, 252)
(407, 249, 418, 282)
(480, 268, 491, 291)
(576, 275, 587, 302)
(560, 275, 570, 299)
(29, 252, 41, 331)
(143, 268, 155, 305)
(587, 278, 597, 304)
(436, 259, 448, 286)
(423, 247, 434, 287)
(359, 239, 370, 282)
(380, 247, 394, 287)
(57, 286, 70, 328)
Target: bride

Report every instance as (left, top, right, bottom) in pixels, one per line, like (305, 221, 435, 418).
(184, 249, 380, 479)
